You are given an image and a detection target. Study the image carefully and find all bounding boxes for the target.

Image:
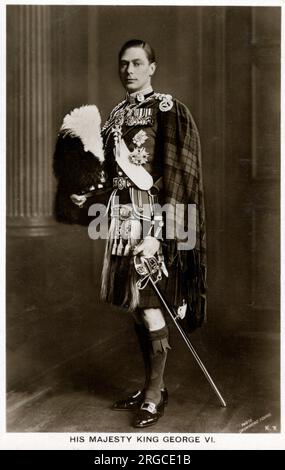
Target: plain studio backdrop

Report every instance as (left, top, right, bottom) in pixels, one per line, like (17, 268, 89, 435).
(6, 5, 280, 433)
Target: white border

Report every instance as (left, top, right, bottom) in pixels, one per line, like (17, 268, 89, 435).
(0, 433, 285, 450)
(1, 0, 284, 451)
(2, 1, 284, 6)
(0, 0, 6, 441)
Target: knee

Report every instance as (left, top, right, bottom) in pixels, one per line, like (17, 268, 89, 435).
(142, 308, 166, 331)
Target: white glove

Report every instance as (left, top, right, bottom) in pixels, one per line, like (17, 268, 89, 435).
(70, 194, 87, 208)
(133, 236, 160, 258)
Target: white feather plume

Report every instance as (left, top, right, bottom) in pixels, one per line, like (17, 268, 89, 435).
(61, 105, 104, 162)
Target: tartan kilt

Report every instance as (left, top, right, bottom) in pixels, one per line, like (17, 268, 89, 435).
(102, 249, 186, 311)
(104, 254, 163, 309)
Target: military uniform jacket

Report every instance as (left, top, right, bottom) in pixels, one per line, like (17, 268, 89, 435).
(101, 91, 207, 331)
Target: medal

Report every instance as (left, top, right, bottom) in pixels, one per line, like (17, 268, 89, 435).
(129, 147, 149, 165)
(132, 130, 148, 146)
(128, 130, 149, 165)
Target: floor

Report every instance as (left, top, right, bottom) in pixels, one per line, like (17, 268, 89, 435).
(6, 227, 280, 433)
(7, 318, 280, 433)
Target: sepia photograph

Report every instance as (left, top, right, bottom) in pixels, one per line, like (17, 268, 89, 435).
(2, 0, 282, 449)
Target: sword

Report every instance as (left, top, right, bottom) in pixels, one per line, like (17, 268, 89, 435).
(134, 255, 227, 408)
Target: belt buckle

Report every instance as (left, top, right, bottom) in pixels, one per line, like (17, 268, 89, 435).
(117, 176, 126, 190)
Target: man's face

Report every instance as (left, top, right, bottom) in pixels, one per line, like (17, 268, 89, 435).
(119, 47, 156, 93)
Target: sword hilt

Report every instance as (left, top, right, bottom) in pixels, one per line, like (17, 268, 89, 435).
(134, 255, 163, 289)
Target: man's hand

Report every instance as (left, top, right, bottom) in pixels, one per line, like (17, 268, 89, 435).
(133, 236, 160, 258)
(70, 193, 87, 208)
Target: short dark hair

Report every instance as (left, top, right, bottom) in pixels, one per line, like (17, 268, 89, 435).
(119, 39, 156, 64)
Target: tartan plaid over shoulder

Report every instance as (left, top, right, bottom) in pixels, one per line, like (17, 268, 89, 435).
(160, 98, 207, 329)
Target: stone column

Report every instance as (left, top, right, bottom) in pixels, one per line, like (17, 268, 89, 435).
(7, 5, 55, 236)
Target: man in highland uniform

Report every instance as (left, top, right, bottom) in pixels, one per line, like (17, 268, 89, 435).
(54, 39, 206, 428)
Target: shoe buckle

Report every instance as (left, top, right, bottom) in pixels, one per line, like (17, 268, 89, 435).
(141, 402, 157, 414)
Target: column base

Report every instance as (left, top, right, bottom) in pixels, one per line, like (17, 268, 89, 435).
(7, 216, 60, 237)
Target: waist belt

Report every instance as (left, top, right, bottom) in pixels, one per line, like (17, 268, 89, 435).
(113, 175, 163, 193)
(113, 176, 133, 190)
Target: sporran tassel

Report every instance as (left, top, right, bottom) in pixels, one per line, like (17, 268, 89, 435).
(112, 238, 118, 255)
(117, 238, 124, 256)
(123, 240, 131, 256)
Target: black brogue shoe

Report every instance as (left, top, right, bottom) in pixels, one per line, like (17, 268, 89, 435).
(112, 390, 144, 411)
(133, 389, 168, 428)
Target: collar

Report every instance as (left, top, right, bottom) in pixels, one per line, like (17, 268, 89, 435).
(126, 86, 154, 105)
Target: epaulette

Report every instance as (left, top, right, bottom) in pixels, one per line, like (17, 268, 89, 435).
(101, 99, 127, 133)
